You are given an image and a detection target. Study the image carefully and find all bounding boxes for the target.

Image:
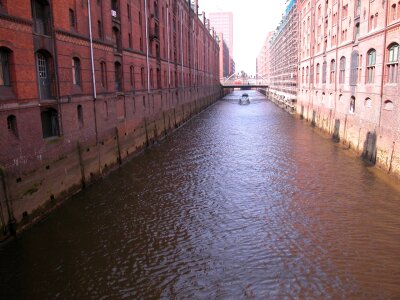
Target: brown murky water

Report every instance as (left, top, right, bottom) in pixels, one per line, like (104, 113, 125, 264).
(1, 91, 400, 299)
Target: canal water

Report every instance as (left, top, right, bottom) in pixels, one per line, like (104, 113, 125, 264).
(1, 91, 400, 299)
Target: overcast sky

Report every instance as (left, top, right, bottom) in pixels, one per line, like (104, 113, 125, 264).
(198, 0, 287, 75)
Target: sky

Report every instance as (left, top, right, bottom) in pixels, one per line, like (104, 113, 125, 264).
(198, 0, 287, 75)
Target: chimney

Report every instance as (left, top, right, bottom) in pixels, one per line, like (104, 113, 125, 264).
(202, 11, 206, 24)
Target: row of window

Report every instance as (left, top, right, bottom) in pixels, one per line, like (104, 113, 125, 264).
(301, 44, 399, 86)
(0, 46, 208, 99)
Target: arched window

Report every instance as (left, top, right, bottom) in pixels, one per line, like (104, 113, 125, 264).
(72, 57, 81, 85)
(100, 61, 107, 88)
(316, 63, 320, 84)
(7, 115, 18, 137)
(350, 96, 356, 113)
(98, 20, 103, 39)
(41, 108, 59, 138)
(0, 47, 11, 86)
(130, 66, 134, 87)
(69, 8, 76, 30)
(114, 61, 122, 91)
(350, 51, 359, 85)
(330, 59, 336, 83)
(306, 66, 309, 84)
(392, 4, 397, 21)
(112, 27, 121, 51)
(387, 43, 399, 83)
(150, 68, 154, 88)
(384, 100, 394, 111)
(141, 67, 145, 88)
(367, 49, 376, 83)
(104, 101, 108, 119)
(77, 105, 83, 128)
(339, 56, 346, 84)
(365, 98, 372, 108)
(322, 61, 327, 84)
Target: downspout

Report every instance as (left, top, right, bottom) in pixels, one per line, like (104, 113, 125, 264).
(87, 0, 99, 144)
(167, 1, 171, 88)
(378, 0, 389, 128)
(180, 5, 184, 88)
(145, 0, 151, 93)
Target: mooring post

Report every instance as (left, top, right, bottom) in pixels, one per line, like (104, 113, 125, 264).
(0, 168, 16, 236)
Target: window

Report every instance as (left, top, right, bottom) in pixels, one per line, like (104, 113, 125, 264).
(387, 43, 399, 83)
(306, 66, 309, 84)
(7, 115, 18, 137)
(141, 67, 145, 88)
(339, 56, 346, 84)
(350, 51, 359, 85)
(350, 96, 355, 113)
(150, 68, 154, 88)
(104, 101, 108, 119)
(114, 61, 122, 91)
(330, 59, 336, 83)
(98, 20, 103, 39)
(128, 33, 132, 48)
(72, 57, 81, 85)
(130, 66, 134, 87)
(69, 9, 76, 30)
(322, 61, 327, 83)
(369, 15, 374, 31)
(366, 49, 376, 84)
(112, 27, 121, 51)
(100, 61, 107, 88)
(36, 50, 54, 99)
(0, 48, 11, 86)
(32, 0, 50, 35)
(392, 4, 397, 21)
(41, 108, 60, 138)
(77, 105, 83, 128)
(316, 63, 320, 84)
(384, 100, 394, 111)
(365, 98, 372, 108)
(355, 22, 360, 40)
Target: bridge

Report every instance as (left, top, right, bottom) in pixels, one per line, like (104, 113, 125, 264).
(220, 74, 269, 90)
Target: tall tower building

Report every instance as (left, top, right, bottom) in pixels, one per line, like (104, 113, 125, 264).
(209, 12, 235, 76)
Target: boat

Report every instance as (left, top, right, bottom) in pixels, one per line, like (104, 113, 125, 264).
(239, 93, 250, 105)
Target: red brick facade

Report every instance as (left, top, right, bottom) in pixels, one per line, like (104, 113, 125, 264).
(0, 0, 221, 234)
(297, 0, 400, 178)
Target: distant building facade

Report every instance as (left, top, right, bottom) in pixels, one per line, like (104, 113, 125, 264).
(256, 32, 273, 85)
(218, 33, 230, 78)
(269, 0, 298, 107)
(297, 0, 400, 177)
(0, 0, 221, 234)
(209, 12, 235, 77)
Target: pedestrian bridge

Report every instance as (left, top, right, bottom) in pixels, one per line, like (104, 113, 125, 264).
(221, 77, 269, 90)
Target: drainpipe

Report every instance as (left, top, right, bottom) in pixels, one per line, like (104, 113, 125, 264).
(87, 0, 99, 144)
(88, 0, 97, 100)
(378, 0, 389, 129)
(145, 0, 151, 93)
(167, 1, 171, 88)
(180, 5, 184, 88)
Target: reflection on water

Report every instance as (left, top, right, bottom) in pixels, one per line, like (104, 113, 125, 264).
(1, 91, 400, 299)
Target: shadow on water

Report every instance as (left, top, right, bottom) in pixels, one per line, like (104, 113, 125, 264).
(362, 131, 377, 164)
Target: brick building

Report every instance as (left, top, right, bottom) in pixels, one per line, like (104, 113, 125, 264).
(268, 0, 298, 109)
(208, 12, 235, 78)
(0, 0, 221, 235)
(297, 0, 400, 178)
(217, 32, 229, 79)
(256, 32, 273, 85)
